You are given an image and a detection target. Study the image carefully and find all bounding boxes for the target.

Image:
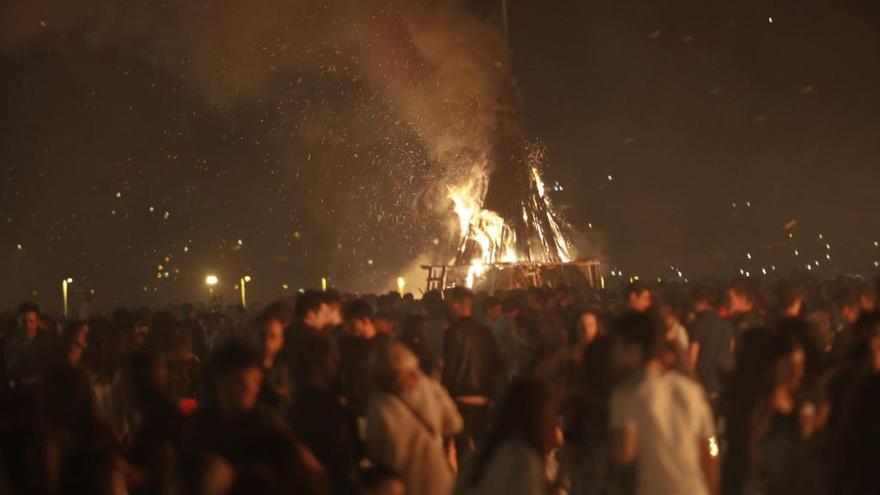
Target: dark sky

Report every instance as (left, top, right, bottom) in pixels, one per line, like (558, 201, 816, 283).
(2, 0, 879, 310)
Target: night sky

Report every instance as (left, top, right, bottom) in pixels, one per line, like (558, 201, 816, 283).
(2, 0, 879, 311)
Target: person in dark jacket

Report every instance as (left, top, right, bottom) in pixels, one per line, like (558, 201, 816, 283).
(442, 288, 501, 457)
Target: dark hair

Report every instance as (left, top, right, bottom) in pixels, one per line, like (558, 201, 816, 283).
(613, 311, 665, 362)
(482, 296, 501, 312)
(293, 290, 327, 321)
(728, 277, 757, 303)
(502, 295, 522, 314)
(344, 299, 374, 322)
(207, 341, 261, 379)
(448, 287, 473, 304)
(624, 281, 649, 299)
(690, 283, 719, 307)
(833, 285, 860, 310)
(16, 302, 40, 317)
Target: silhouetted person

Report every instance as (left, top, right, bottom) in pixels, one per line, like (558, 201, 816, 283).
(442, 287, 501, 456)
(4, 303, 55, 388)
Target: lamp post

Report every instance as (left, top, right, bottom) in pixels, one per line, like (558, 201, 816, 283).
(240, 275, 252, 308)
(61, 277, 73, 318)
(205, 274, 218, 295)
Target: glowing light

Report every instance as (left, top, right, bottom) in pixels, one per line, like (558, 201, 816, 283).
(761, 268, 767, 275)
(205, 275, 218, 286)
(397, 277, 406, 294)
(282, 283, 289, 290)
(768, 17, 773, 23)
(794, 250, 799, 256)
(607, 174, 614, 181)
(709, 436, 719, 458)
(746, 252, 752, 260)
(243, 275, 252, 282)
(16, 244, 22, 251)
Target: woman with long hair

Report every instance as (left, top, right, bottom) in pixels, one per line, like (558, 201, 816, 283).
(454, 378, 561, 495)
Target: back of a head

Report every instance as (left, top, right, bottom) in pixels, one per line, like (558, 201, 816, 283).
(449, 287, 473, 305)
(372, 340, 419, 393)
(207, 340, 262, 381)
(690, 283, 719, 308)
(613, 311, 665, 363)
(728, 277, 757, 304)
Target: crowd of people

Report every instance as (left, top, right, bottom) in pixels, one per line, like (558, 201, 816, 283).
(0, 274, 878, 495)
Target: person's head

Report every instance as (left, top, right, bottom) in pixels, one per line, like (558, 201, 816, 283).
(501, 295, 522, 317)
(17, 302, 41, 338)
(344, 299, 377, 339)
(182, 302, 197, 321)
(264, 300, 295, 327)
(254, 312, 285, 364)
(482, 296, 502, 323)
(613, 311, 665, 369)
(133, 319, 150, 347)
(690, 284, 718, 313)
(448, 287, 474, 319)
(359, 466, 406, 495)
(779, 281, 807, 317)
(207, 341, 263, 416)
(574, 308, 601, 345)
(858, 285, 877, 313)
(656, 304, 682, 340)
(526, 289, 548, 311)
(373, 340, 421, 394)
(294, 290, 332, 331)
(374, 310, 396, 337)
(62, 320, 90, 347)
(834, 286, 861, 325)
(727, 278, 757, 315)
(625, 282, 652, 313)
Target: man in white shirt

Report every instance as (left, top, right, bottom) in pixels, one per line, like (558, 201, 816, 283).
(367, 341, 463, 495)
(609, 312, 719, 495)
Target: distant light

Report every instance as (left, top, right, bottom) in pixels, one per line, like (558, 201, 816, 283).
(771, 265, 776, 271)
(875, 241, 879, 247)
(183, 246, 189, 253)
(587, 222, 593, 229)
(746, 201, 752, 207)
(243, 275, 252, 282)
(607, 174, 614, 181)
(825, 243, 831, 250)
(677, 271, 683, 278)
(148, 206, 155, 213)
(205, 275, 218, 286)
(794, 250, 799, 256)
(745, 271, 751, 278)
(367, 259, 374, 266)
(115, 192, 122, 198)
(768, 17, 773, 23)
(66, 277, 74, 284)
(806, 264, 812, 271)
(788, 233, 793, 239)
(16, 243, 22, 251)
(282, 283, 290, 290)
(237, 239, 243, 246)
(826, 254, 831, 260)
(746, 252, 752, 260)
(740, 268, 745, 275)
(761, 268, 767, 275)
(818, 234, 824, 239)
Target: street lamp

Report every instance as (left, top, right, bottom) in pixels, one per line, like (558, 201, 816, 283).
(240, 275, 252, 308)
(205, 274, 218, 295)
(61, 277, 73, 318)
